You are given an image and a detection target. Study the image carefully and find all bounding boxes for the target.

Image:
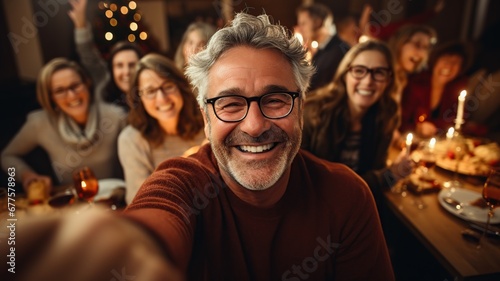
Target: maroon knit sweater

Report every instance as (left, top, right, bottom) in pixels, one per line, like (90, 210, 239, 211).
(124, 144, 394, 281)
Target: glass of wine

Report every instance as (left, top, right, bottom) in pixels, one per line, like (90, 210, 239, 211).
(48, 187, 77, 209)
(415, 139, 437, 182)
(477, 168, 500, 248)
(442, 132, 468, 189)
(72, 166, 99, 205)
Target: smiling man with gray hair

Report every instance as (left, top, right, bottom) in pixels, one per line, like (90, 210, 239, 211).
(1, 12, 394, 281)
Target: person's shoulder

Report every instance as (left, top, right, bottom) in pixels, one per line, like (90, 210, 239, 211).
(25, 109, 50, 124)
(119, 125, 140, 138)
(98, 102, 127, 118)
(118, 125, 146, 147)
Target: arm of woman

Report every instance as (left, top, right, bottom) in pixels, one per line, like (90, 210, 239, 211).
(69, 0, 110, 101)
(1, 112, 51, 189)
(118, 127, 156, 204)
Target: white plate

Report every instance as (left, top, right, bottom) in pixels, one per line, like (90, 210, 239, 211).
(438, 188, 500, 224)
(94, 178, 125, 201)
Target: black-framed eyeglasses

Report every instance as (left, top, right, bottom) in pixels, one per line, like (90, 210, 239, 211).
(205, 91, 300, 123)
(348, 65, 392, 82)
(52, 82, 85, 99)
(138, 82, 178, 100)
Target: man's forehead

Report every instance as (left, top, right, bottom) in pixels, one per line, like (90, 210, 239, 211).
(206, 46, 296, 97)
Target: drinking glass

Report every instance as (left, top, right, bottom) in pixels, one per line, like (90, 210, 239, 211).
(72, 167, 99, 204)
(477, 168, 500, 248)
(415, 140, 437, 182)
(48, 187, 77, 209)
(442, 133, 468, 189)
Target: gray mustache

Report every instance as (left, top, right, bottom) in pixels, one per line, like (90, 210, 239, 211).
(225, 125, 289, 145)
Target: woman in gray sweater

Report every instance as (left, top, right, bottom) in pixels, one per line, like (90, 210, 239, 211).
(1, 58, 126, 190)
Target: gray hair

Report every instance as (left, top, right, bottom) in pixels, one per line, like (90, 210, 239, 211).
(185, 12, 314, 107)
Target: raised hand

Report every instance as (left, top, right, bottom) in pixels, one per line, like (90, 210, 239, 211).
(68, 0, 88, 29)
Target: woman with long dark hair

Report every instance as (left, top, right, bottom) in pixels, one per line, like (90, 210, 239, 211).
(118, 54, 205, 204)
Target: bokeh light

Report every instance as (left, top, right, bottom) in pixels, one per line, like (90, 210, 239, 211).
(105, 10, 113, 18)
(105, 32, 113, 41)
(129, 1, 137, 10)
(120, 6, 128, 15)
(139, 31, 147, 40)
(128, 34, 136, 42)
(130, 22, 138, 31)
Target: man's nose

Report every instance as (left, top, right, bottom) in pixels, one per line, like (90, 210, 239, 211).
(238, 101, 272, 138)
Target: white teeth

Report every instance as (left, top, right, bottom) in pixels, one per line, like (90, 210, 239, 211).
(68, 100, 82, 107)
(357, 89, 373, 96)
(239, 143, 274, 153)
(157, 104, 173, 111)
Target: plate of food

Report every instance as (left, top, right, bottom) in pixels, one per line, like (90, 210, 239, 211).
(438, 188, 500, 224)
(435, 141, 499, 177)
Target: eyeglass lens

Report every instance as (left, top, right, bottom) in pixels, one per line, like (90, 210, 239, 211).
(211, 92, 295, 122)
(349, 66, 390, 81)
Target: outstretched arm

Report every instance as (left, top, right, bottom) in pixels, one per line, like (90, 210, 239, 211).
(0, 207, 184, 281)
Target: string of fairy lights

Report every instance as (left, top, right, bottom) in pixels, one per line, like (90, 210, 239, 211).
(97, 0, 148, 43)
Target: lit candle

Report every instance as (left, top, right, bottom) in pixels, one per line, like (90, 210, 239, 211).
(455, 90, 467, 129)
(406, 133, 413, 157)
(429, 137, 436, 152)
(446, 127, 454, 140)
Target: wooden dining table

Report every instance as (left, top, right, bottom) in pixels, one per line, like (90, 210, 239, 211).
(384, 149, 500, 281)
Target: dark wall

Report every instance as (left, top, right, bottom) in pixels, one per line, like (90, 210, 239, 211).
(31, 0, 77, 63)
(0, 1, 18, 84)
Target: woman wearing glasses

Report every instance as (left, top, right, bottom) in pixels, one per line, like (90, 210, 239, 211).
(1, 58, 126, 189)
(118, 54, 205, 204)
(302, 40, 413, 202)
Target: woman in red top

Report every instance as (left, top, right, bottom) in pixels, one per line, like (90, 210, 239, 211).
(400, 41, 470, 137)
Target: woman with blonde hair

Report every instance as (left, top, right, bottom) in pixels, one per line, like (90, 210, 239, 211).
(118, 53, 205, 204)
(387, 24, 437, 102)
(1, 58, 126, 189)
(174, 22, 216, 71)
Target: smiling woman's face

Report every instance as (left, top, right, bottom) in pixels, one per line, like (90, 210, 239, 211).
(399, 32, 432, 73)
(51, 68, 90, 125)
(345, 50, 389, 113)
(112, 50, 140, 93)
(432, 54, 463, 85)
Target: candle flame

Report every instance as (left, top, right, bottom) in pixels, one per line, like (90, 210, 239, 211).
(81, 181, 87, 188)
(446, 127, 454, 139)
(459, 90, 467, 101)
(406, 133, 413, 145)
(429, 138, 436, 149)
